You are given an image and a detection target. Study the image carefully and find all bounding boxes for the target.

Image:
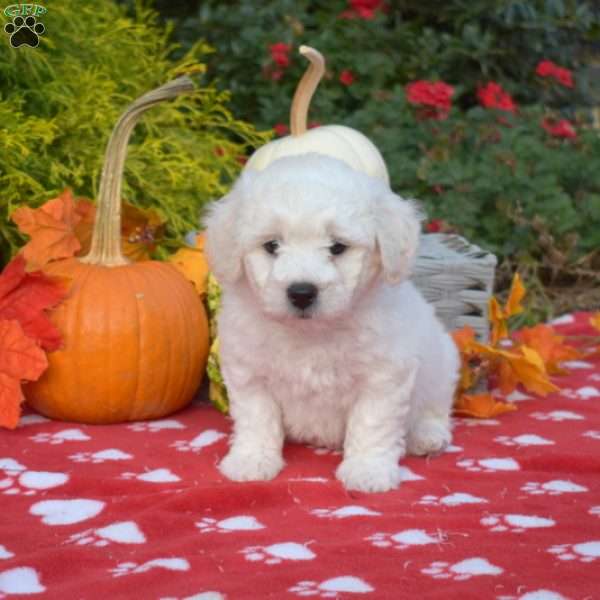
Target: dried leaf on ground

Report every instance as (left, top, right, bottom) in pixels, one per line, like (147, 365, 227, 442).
(516, 324, 580, 374)
(453, 392, 517, 418)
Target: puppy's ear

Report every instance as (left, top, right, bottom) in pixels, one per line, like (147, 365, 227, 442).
(203, 189, 243, 284)
(374, 192, 423, 285)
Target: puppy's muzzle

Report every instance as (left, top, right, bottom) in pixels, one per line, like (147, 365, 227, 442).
(287, 282, 318, 310)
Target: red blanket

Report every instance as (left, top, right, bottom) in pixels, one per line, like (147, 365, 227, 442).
(2, 312, 599, 599)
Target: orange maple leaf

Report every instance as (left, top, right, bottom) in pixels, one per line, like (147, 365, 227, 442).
(490, 345, 559, 396)
(453, 392, 517, 418)
(11, 189, 86, 270)
(517, 324, 580, 374)
(0, 254, 68, 351)
(489, 273, 525, 345)
(0, 319, 48, 429)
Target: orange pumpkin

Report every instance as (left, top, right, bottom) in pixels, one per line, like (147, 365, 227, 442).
(25, 77, 209, 424)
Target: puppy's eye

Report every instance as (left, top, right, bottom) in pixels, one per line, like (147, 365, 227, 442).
(330, 242, 348, 256)
(263, 240, 279, 255)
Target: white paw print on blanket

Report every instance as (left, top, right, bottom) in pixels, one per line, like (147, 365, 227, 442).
(171, 430, 227, 453)
(128, 419, 185, 433)
(559, 386, 600, 400)
(160, 593, 225, 600)
(289, 576, 374, 597)
(311, 446, 342, 456)
(582, 430, 600, 440)
(589, 506, 600, 518)
(457, 458, 520, 473)
(29, 428, 90, 444)
(494, 434, 554, 447)
(366, 529, 444, 550)
(421, 557, 503, 581)
(589, 373, 600, 382)
(547, 541, 600, 562)
(310, 505, 381, 519)
(1, 471, 68, 496)
(195, 515, 265, 534)
(69, 449, 132, 464)
(18, 414, 49, 427)
(0, 566, 46, 595)
(0, 544, 14, 559)
(30, 499, 105, 525)
(67, 521, 146, 547)
(480, 514, 555, 533)
(110, 557, 190, 578)
(121, 468, 180, 483)
(240, 542, 315, 564)
(530, 410, 584, 422)
(521, 480, 588, 495)
(497, 590, 569, 600)
(419, 492, 488, 507)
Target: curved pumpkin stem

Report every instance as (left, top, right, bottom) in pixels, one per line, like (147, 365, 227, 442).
(290, 46, 325, 137)
(81, 76, 195, 266)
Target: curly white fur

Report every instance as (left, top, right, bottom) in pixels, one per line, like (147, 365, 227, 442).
(204, 154, 459, 493)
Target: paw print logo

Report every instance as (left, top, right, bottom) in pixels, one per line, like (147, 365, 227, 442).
(421, 557, 503, 580)
(4, 15, 45, 48)
(547, 541, 600, 563)
(457, 457, 520, 473)
(366, 529, 444, 550)
(480, 514, 555, 533)
(288, 576, 373, 597)
(195, 515, 265, 534)
(589, 506, 600, 518)
(240, 542, 315, 564)
(521, 480, 588, 495)
(583, 430, 600, 440)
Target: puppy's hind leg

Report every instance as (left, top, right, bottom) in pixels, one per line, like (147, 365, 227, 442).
(406, 335, 458, 456)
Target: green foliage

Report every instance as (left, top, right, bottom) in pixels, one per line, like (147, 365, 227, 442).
(165, 0, 600, 316)
(0, 0, 269, 265)
(171, 0, 599, 130)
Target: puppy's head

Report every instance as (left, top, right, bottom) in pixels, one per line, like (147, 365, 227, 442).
(204, 154, 422, 323)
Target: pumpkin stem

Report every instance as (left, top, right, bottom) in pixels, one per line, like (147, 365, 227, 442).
(290, 46, 325, 137)
(81, 76, 195, 266)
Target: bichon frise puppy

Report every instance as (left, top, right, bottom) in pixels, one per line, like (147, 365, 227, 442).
(204, 153, 459, 493)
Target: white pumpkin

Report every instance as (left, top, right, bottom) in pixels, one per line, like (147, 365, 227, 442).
(245, 45, 390, 184)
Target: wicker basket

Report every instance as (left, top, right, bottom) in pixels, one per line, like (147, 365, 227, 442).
(412, 234, 497, 341)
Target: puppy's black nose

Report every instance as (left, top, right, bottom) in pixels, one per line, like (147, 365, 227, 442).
(287, 282, 318, 310)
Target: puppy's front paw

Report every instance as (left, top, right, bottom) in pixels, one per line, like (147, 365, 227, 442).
(336, 456, 402, 493)
(219, 448, 284, 482)
(407, 418, 452, 456)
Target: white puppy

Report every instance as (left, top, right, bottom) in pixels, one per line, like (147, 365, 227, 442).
(204, 153, 459, 493)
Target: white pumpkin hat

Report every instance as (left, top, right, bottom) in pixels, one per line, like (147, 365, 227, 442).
(245, 45, 390, 184)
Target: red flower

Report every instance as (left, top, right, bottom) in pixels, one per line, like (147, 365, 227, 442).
(339, 69, 355, 86)
(406, 80, 454, 120)
(213, 146, 225, 157)
(269, 43, 291, 68)
(426, 219, 443, 233)
(477, 82, 517, 113)
(541, 118, 576, 139)
(273, 123, 289, 137)
(340, 0, 387, 19)
(535, 60, 574, 88)
(236, 155, 248, 165)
